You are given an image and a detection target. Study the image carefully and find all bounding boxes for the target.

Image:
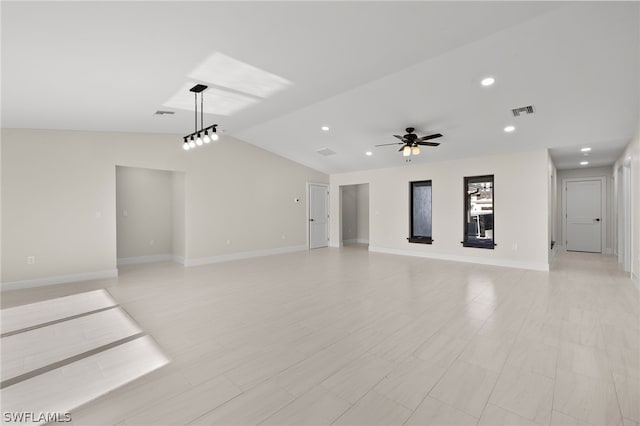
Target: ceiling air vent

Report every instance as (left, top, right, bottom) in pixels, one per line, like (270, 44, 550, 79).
(316, 148, 336, 156)
(511, 105, 535, 117)
(154, 110, 175, 116)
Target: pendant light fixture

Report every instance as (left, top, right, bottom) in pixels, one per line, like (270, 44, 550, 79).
(182, 84, 218, 151)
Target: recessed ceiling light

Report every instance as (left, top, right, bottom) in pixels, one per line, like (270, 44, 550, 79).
(580, 161, 589, 166)
(321, 126, 330, 131)
(504, 125, 515, 133)
(580, 147, 591, 152)
(365, 151, 372, 156)
(481, 77, 495, 87)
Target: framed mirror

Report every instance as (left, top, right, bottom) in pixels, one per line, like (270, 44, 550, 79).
(463, 175, 494, 249)
(409, 180, 432, 244)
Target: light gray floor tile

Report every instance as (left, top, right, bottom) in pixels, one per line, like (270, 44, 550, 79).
(1, 248, 635, 426)
(429, 359, 499, 418)
(405, 396, 478, 426)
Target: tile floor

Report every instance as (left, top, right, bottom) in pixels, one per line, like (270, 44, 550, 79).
(1, 246, 638, 426)
(0, 290, 169, 425)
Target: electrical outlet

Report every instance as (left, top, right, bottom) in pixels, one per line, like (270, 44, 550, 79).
(123, 210, 128, 217)
(149, 239, 155, 246)
(512, 243, 518, 251)
(226, 239, 231, 245)
(95, 211, 102, 219)
(281, 233, 286, 240)
(27, 256, 35, 265)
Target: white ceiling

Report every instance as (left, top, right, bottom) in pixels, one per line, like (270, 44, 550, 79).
(2, 2, 638, 173)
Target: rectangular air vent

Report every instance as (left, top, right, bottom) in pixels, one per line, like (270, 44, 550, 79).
(316, 148, 336, 156)
(154, 110, 175, 115)
(511, 105, 535, 117)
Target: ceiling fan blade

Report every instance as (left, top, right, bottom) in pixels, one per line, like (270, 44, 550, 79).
(416, 141, 440, 147)
(393, 135, 406, 141)
(418, 133, 442, 141)
(398, 146, 406, 152)
(419, 133, 443, 141)
(374, 142, 403, 147)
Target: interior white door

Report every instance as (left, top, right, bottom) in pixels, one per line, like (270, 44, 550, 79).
(309, 184, 329, 249)
(565, 180, 602, 253)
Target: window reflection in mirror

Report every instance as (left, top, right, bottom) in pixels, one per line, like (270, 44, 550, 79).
(463, 175, 494, 249)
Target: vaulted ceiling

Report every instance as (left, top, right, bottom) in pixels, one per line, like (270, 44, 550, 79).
(2, 2, 638, 172)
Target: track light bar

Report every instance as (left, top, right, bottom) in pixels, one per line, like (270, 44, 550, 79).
(182, 84, 220, 151)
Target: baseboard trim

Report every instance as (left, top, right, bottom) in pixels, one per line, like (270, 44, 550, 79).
(117, 254, 174, 266)
(185, 245, 307, 267)
(172, 255, 185, 265)
(632, 272, 639, 290)
(329, 242, 342, 248)
(603, 248, 613, 255)
(1, 269, 119, 292)
(368, 246, 549, 272)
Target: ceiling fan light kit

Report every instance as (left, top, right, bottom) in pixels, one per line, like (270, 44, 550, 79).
(182, 84, 219, 152)
(375, 127, 442, 157)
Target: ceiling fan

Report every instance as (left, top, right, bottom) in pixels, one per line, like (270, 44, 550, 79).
(376, 127, 443, 156)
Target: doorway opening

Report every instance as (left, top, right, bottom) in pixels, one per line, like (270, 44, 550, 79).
(115, 166, 186, 266)
(616, 161, 632, 272)
(340, 183, 370, 247)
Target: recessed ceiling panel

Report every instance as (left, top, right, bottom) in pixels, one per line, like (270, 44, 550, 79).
(163, 82, 259, 117)
(189, 52, 292, 98)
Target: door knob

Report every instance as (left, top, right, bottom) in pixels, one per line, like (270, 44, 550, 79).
(594, 218, 600, 222)
(309, 218, 315, 222)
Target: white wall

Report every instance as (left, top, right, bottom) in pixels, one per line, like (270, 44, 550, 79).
(172, 171, 186, 261)
(548, 154, 558, 263)
(185, 140, 327, 260)
(330, 149, 550, 271)
(556, 166, 613, 253)
(2, 130, 119, 284)
(613, 2, 640, 283)
(1, 129, 327, 285)
(614, 129, 640, 283)
(116, 166, 173, 260)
